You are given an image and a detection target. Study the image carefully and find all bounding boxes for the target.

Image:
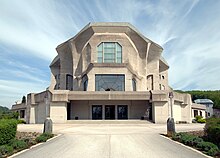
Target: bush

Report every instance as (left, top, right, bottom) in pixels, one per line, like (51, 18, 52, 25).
(41, 133, 54, 139)
(204, 117, 220, 148)
(0, 119, 17, 145)
(194, 116, 206, 123)
(172, 132, 220, 156)
(35, 133, 54, 143)
(17, 119, 26, 124)
(0, 145, 13, 156)
(195, 115, 202, 121)
(197, 118, 206, 123)
(9, 139, 28, 150)
(35, 135, 47, 143)
(172, 133, 203, 147)
(196, 141, 219, 156)
(0, 112, 19, 120)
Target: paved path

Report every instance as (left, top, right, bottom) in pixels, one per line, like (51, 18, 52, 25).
(14, 122, 207, 158)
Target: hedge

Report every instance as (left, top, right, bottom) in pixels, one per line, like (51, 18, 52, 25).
(204, 117, 220, 148)
(172, 132, 219, 156)
(0, 119, 17, 145)
(36, 133, 54, 143)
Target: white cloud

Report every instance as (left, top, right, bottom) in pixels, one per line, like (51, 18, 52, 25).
(0, 79, 48, 108)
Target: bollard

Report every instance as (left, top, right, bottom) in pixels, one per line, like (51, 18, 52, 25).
(43, 118, 53, 134)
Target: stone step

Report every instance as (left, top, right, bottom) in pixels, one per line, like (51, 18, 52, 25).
(66, 120, 153, 124)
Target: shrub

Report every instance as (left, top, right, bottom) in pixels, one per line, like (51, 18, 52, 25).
(35, 135, 47, 143)
(204, 117, 220, 147)
(35, 133, 54, 143)
(172, 133, 203, 147)
(9, 139, 28, 150)
(194, 115, 206, 123)
(0, 112, 19, 120)
(0, 119, 17, 145)
(197, 118, 206, 123)
(195, 115, 202, 121)
(0, 145, 13, 156)
(17, 119, 26, 124)
(41, 133, 54, 139)
(196, 141, 219, 156)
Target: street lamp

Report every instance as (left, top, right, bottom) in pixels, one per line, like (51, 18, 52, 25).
(167, 92, 175, 137)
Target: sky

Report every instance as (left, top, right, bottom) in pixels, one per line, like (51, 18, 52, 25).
(0, 0, 220, 108)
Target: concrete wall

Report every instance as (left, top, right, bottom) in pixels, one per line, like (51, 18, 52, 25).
(69, 100, 148, 120)
(152, 102, 169, 123)
(50, 23, 169, 92)
(173, 101, 182, 122)
(36, 102, 46, 123)
(50, 102, 67, 123)
(29, 106, 37, 124)
(130, 100, 149, 119)
(70, 101, 90, 119)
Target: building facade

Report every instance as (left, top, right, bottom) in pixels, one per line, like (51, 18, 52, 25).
(191, 103, 206, 119)
(194, 99, 214, 117)
(12, 23, 193, 124)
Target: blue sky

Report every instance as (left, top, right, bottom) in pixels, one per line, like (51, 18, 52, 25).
(0, 0, 220, 108)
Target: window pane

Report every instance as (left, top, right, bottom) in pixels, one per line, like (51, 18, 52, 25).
(97, 42, 122, 63)
(97, 43, 103, 51)
(66, 74, 73, 90)
(116, 43, 122, 51)
(132, 79, 136, 91)
(95, 74, 125, 91)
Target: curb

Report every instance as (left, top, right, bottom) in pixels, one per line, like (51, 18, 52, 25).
(9, 134, 62, 158)
(160, 134, 213, 158)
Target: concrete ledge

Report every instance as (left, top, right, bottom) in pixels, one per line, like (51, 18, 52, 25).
(66, 120, 153, 124)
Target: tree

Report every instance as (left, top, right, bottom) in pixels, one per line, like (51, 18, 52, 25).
(0, 106, 10, 114)
(22, 96, 26, 104)
(175, 90, 220, 109)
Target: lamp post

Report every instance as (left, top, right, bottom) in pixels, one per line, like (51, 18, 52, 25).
(167, 92, 175, 137)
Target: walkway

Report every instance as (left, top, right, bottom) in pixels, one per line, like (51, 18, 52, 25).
(14, 121, 207, 158)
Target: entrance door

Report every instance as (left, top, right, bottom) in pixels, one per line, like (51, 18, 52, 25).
(117, 105, 128, 119)
(92, 105, 102, 120)
(105, 105, 115, 120)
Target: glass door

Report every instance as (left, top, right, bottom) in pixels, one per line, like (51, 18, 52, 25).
(92, 105, 102, 120)
(105, 105, 115, 120)
(117, 105, 128, 119)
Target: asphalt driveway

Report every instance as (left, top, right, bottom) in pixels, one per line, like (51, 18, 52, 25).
(13, 121, 207, 158)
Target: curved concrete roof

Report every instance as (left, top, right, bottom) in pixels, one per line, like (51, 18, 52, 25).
(194, 99, 214, 104)
(50, 55, 59, 67)
(56, 22, 163, 50)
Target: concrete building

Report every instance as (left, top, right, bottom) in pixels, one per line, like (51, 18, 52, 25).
(11, 22, 194, 124)
(194, 99, 214, 117)
(11, 102, 26, 121)
(191, 103, 206, 119)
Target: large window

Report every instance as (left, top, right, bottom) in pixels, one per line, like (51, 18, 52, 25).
(132, 78, 136, 91)
(82, 75, 88, 91)
(66, 74, 73, 90)
(97, 42, 122, 63)
(92, 105, 102, 120)
(55, 74, 60, 90)
(95, 74, 125, 91)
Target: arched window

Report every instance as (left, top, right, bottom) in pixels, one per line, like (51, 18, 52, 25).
(66, 74, 73, 90)
(132, 78, 136, 91)
(82, 75, 88, 91)
(97, 42, 122, 63)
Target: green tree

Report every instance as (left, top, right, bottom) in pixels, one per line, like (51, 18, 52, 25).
(175, 90, 220, 109)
